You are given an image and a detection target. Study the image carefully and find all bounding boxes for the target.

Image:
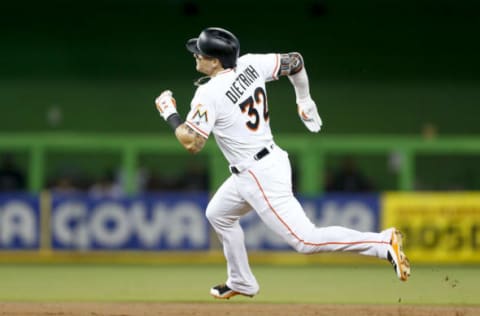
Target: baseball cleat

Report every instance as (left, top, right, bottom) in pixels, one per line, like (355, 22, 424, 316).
(387, 229, 411, 282)
(210, 284, 254, 299)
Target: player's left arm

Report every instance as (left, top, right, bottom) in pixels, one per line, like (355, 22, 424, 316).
(154, 90, 207, 154)
(277, 52, 323, 133)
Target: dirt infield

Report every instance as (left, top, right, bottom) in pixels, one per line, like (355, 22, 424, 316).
(0, 303, 479, 316)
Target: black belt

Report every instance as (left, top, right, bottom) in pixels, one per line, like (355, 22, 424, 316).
(230, 145, 273, 174)
(254, 147, 270, 161)
(230, 166, 241, 174)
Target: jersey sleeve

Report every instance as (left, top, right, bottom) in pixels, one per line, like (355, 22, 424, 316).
(241, 53, 281, 82)
(185, 88, 216, 139)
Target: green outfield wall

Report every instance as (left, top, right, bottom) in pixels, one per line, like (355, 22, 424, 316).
(2, 0, 479, 191)
(2, 133, 480, 194)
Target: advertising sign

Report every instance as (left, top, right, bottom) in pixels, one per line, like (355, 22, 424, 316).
(51, 193, 210, 250)
(382, 193, 480, 263)
(0, 194, 40, 250)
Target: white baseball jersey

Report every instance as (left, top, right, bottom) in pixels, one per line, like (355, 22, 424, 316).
(185, 53, 281, 165)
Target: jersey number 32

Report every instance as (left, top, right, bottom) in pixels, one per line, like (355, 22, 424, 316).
(238, 87, 269, 131)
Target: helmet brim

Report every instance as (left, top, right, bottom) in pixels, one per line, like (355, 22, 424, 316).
(186, 38, 201, 54)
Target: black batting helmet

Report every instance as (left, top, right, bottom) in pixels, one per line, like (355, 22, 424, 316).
(186, 27, 240, 69)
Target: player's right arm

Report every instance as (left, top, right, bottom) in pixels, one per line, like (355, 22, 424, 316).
(154, 90, 209, 154)
(174, 123, 207, 154)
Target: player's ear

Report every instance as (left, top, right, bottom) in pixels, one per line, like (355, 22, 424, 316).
(214, 58, 223, 69)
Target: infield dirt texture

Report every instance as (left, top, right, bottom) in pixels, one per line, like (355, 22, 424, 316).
(0, 264, 478, 316)
(1, 302, 480, 316)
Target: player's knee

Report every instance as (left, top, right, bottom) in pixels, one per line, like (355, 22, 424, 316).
(205, 207, 217, 224)
(293, 242, 315, 254)
(205, 206, 226, 228)
(291, 234, 318, 254)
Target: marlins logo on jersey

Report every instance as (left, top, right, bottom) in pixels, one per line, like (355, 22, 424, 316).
(191, 104, 208, 124)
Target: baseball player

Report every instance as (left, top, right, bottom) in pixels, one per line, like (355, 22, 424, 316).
(154, 27, 410, 299)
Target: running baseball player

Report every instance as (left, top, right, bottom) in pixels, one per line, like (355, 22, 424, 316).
(154, 27, 410, 299)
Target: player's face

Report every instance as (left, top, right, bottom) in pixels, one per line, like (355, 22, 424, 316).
(193, 54, 220, 76)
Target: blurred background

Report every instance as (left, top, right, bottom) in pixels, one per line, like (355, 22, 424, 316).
(0, 0, 480, 264)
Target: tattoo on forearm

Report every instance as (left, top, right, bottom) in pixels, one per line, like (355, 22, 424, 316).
(183, 125, 206, 153)
(191, 128, 206, 152)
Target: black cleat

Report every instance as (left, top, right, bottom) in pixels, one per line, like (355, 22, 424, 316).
(210, 284, 254, 299)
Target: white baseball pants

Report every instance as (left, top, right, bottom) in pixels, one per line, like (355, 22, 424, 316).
(205, 144, 392, 296)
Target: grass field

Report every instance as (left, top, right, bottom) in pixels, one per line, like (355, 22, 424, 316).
(1, 263, 479, 305)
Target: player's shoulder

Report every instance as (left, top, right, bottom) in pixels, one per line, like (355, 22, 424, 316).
(238, 53, 255, 63)
(238, 53, 280, 81)
(238, 53, 273, 64)
(238, 53, 279, 70)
